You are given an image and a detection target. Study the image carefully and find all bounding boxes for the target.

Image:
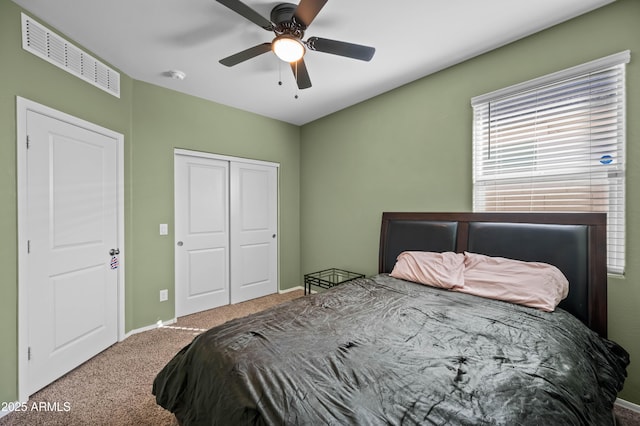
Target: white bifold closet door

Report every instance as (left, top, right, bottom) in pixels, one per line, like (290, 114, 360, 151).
(174, 152, 278, 317)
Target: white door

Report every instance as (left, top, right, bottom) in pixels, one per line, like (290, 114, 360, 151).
(174, 155, 230, 317)
(26, 110, 119, 395)
(230, 162, 278, 303)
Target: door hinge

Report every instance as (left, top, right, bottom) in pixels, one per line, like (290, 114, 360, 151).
(26, 135, 30, 149)
(28, 347, 31, 361)
(27, 240, 31, 254)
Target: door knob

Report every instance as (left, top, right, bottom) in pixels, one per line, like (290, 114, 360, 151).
(177, 241, 184, 246)
(109, 248, 120, 255)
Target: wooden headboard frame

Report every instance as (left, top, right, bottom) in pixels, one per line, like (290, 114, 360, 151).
(379, 212, 608, 337)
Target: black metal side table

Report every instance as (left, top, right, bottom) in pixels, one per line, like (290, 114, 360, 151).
(304, 268, 365, 295)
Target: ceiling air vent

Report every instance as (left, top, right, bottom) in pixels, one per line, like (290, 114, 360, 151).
(21, 13, 120, 98)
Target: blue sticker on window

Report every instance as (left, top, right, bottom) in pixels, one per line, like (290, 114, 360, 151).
(600, 155, 613, 165)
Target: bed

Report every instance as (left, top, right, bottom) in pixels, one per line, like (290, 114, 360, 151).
(153, 212, 629, 425)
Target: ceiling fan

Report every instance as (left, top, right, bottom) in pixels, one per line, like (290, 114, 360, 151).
(216, 0, 376, 89)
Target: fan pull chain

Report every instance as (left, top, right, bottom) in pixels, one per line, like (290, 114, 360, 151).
(276, 60, 299, 99)
(294, 61, 299, 99)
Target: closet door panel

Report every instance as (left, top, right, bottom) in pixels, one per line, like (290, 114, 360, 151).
(230, 162, 278, 303)
(175, 155, 230, 316)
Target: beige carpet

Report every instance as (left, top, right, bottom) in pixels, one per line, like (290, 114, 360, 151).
(1, 288, 639, 426)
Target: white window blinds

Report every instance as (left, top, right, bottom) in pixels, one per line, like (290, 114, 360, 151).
(471, 51, 629, 275)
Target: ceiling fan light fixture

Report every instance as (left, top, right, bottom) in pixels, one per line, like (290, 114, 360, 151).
(272, 34, 305, 62)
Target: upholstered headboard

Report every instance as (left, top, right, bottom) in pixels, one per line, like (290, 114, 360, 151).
(379, 212, 608, 337)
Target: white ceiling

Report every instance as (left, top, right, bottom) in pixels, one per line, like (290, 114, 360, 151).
(12, 0, 614, 125)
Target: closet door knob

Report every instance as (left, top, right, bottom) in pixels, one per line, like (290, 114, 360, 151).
(177, 241, 184, 246)
(272, 234, 276, 238)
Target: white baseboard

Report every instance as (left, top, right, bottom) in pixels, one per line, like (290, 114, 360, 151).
(0, 401, 20, 419)
(124, 289, 306, 340)
(616, 398, 640, 413)
(122, 318, 177, 340)
(126, 290, 303, 339)
(1, 401, 24, 419)
(279, 285, 304, 294)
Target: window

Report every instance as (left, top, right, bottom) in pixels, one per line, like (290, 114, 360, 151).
(471, 51, 629, 274)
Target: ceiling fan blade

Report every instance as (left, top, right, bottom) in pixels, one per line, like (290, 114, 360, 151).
(307, 37, 375, 61)
(219, 43, 272, 66)
(216, 0, 273, 30)
(290, 59, 312, 89)
(293, 0, 327, 28)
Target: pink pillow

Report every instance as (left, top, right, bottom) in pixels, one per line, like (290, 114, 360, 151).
(390, 251, 465, 289)
(456, 252, 569, 312)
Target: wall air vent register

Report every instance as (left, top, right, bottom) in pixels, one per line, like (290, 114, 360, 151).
(21, 13, 121, 98)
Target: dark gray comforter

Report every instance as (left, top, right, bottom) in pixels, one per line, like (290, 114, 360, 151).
(153, 274, 629, 425)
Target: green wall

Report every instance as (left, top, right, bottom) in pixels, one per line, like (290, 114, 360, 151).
(0, 0, 300, 406)
(300, 0, 640, 404)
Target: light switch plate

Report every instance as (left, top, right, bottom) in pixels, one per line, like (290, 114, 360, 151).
(159, 223, 168, 235)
